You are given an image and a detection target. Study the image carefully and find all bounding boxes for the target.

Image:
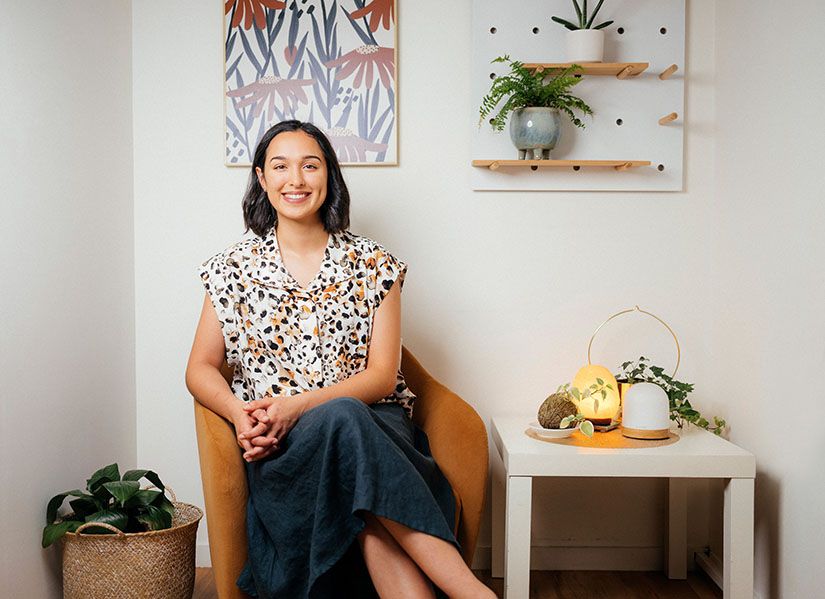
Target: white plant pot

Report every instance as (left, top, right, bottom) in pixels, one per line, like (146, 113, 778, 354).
(621, 382, 671, 440)
(566, 29, 605, 63)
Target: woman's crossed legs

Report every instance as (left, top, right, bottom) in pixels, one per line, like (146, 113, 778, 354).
(357, 512, 496, 599)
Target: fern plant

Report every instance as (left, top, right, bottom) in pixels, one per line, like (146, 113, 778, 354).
(479, 56, 593, 132)
(552, 0, 614, 31)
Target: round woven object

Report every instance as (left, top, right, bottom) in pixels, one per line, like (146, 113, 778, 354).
(61, 502, 203, 599)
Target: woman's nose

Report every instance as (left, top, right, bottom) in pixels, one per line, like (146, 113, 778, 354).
(288, 165, 305, 185)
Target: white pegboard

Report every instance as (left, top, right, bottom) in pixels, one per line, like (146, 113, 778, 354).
(471, 0, 685, 192)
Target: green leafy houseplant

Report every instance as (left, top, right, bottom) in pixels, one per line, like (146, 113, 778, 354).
(617, 357, 727, 435)
(43, 463, 174, 548)
(478, 56, 593, 132)
(551, 383, 602, 437)
(552, 0, 614, 31)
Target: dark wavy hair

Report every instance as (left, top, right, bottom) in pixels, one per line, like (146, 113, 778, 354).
(242, 120, 350, 236)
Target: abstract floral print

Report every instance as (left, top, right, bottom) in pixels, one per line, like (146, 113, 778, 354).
(224, 0, 397, 165)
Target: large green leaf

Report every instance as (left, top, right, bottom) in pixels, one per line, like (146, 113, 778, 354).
(86, 463, 120, 496)
(122, 469, 165, 493)
(46, 489, 87, 524)
(136, 505, 173, 531)
(83, 509, 129, 534)
(103, 480, 140, 506)
(68, 496, 101, 520)
(153, 493, 175, 519)
(42, 520, 82, 548)
(124, 489, 162, 508)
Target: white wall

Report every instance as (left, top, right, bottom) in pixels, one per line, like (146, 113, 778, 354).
(132, 0, 720, 568)
(711, 2, 825, 597)
(0, 2, 135, 597)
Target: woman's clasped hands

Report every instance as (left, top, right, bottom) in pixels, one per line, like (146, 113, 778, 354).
(232, 395, 308, 462)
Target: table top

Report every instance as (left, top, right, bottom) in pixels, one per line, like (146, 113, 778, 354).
(491, 415, 755, 479)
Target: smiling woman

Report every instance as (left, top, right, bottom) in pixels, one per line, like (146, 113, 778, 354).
(185, 121, 496, 598)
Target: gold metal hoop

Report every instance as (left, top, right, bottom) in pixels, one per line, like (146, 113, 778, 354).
(587, 305, 681, 377)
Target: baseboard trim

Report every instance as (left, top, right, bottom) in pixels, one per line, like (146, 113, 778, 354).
(694, 550, 722, 589)
(196, 543, 212, 567)
(473, 544, 664, 571)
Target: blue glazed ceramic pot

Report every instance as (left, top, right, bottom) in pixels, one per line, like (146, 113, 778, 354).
(509, 107, 561, 160)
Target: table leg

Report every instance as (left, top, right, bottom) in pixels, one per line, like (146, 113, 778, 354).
(667, 477, 688, 579)
(723, 477, 754, 599)
(491, 442, 505, 578)
(504, 476, 532, 599)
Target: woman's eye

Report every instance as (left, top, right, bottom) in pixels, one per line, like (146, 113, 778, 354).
(304, 164, 318, 170)
(273, 164, 286, 170)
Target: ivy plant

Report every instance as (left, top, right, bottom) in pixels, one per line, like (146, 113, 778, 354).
(617, 357, 727, 435)
(552, 0, 614, 31)
(479, 56, 593, 132)
(42, 463, 174, 547)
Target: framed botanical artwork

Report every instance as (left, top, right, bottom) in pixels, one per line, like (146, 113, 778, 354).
(224, 0, 397, 166)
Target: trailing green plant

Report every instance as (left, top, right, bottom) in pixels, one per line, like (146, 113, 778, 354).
(42, 463, 174, 548)
(617, 357, 727, 435)
(478, 56, 593, 132)
(553, 383, 600, 437)
(552, 0, 614, 31)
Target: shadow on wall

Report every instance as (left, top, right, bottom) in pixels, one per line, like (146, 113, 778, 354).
(754, 470, 781, 599)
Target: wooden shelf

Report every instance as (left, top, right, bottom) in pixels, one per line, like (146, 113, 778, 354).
(522, 62, 649, 78)
(472, 159, 651, 171)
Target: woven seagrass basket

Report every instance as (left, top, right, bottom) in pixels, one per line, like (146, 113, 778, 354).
(61, 490, 203, 599)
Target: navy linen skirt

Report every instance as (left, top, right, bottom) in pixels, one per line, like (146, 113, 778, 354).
(237, 397, 458, 598)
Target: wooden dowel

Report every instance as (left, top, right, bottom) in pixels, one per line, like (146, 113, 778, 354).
(614, 162, 632, 171)
(489, 161, 500, 171)
(658, 112, 678, 126)
(659, 64, 679, 80)
(616, 66, 634, 80)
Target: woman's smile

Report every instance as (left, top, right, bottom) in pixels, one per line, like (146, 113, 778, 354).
(282, 191, 311, 203)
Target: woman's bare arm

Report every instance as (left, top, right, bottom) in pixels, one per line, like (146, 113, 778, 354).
(185, 294, 268, 454)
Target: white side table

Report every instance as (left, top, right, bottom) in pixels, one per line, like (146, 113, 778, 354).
(491, 416, 756, 599)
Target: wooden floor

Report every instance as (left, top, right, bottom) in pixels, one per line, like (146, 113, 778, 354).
(195, 567, 722, 598)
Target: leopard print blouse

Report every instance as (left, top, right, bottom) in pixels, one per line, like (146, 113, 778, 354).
(199, 228, 416, 417)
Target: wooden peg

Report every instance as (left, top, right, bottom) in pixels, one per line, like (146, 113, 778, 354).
(616, 65, 635, 80)
(659, 64, 679, 80)
(659, 112, 678, 125)
(534, 66, 545, 75)
(614, 162, 633, 171)
(489, 161, 500, 171)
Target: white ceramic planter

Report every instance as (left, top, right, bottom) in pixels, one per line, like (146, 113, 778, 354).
(621, 382, 671, 440)
(566, 29, 605, 63)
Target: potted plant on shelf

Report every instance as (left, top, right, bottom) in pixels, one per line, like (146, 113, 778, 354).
(552, 0, 614, 63)
(43, 463, 203, 599)
(617, 357, 727, 435)
(479, 55, 593, 160)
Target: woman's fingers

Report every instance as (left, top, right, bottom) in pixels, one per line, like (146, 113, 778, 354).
(239, 420, 268, 440)
(249, 435, 278, 447)
(251, 408, 269, 423)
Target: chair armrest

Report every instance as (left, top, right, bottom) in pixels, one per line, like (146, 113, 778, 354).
(402, 349, 489, 565)
(193, 400, 252, 599)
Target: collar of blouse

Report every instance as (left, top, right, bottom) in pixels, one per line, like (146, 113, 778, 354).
(243, 228, 356, 294)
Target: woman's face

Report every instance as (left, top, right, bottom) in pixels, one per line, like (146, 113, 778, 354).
(256, 130, 328, 227)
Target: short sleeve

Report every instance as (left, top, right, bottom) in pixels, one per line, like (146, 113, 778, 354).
(198, 253, 241, 365)
(373, 249, 407, 310)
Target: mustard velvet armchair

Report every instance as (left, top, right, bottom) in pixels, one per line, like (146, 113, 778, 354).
(194, 348, 489, 599)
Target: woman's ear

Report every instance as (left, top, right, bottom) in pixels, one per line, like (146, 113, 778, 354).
(255, 166, 266, 190)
